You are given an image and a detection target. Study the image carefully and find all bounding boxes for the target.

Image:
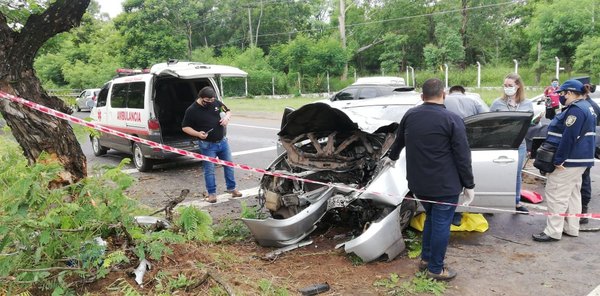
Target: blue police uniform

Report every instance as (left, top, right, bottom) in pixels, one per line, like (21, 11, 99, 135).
(544, 99, 596, 167)
(534, 79, 597, 241)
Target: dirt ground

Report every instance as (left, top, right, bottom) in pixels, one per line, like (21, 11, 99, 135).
(73, 111, 600, 295)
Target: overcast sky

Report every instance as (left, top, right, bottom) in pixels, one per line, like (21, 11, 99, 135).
(96, 0, 124, 18)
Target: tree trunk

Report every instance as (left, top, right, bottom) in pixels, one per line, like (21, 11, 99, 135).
(460, 0, 469, 69)
(0, 0, 90, 184)
(339, 0, 348, 80)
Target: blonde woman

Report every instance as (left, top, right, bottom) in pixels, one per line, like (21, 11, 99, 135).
(490, 73, 533, 213)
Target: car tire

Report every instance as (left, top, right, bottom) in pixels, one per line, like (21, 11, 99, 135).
(399, 197, 417, 232)
(75, 104, 81, 112)
(91, 136, 108, 156)
(133, 142, 153, 172)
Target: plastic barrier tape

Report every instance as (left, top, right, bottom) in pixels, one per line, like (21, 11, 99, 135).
(1, 90, 599, 221)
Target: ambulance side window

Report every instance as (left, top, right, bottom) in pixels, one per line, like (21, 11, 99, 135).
(111, 84, 128, 108)
(127, 82, 145, 109)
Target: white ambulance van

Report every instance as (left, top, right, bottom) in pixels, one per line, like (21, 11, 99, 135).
(89, 60, 247, 172)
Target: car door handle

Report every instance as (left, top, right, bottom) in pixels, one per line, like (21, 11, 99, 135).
(493, 156, 515, 163)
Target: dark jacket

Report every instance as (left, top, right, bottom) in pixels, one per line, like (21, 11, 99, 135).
(388, 103, 474, 197)
(545, 99, 596, 167)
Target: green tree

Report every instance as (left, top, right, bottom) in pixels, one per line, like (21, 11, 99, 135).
(574, 36, 600, 75)
(115, 0, 194, 67)
(379, 32, 408, 74)
(527, 0, 595, 70)
(0, 0, 91, 182)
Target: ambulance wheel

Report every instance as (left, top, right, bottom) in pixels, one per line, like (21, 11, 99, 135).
(91, 136, 108, 156)
(133, 142, 154, 172)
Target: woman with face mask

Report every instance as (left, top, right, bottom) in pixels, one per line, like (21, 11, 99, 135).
(532, 79, 596, 242)
(490, 73, 534, 214)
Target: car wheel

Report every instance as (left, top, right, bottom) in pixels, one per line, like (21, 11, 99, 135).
(133, 142, 153, 172)
(75, 104, 81, 112)
(399, 197, 417, 231)
(91, 136, 108, 156)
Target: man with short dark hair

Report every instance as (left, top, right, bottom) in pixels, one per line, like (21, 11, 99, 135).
(182, 86, 242, 203)
(444, 85, 487, 119)
(386, 78, 475, 281)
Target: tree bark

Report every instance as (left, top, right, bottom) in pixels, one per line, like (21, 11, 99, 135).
(460, 0, 469, 69)
(0, 0, 91, 184)
(339, 0, 348, 80)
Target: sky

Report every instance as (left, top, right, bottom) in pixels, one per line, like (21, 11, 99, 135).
(96, 0, 124, 18)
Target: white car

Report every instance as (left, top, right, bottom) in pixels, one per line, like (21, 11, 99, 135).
(243, 96, 531, 263)
(74, 88, 100, 112)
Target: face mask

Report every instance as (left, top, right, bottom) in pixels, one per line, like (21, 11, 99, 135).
(559, 95, 567, 106)
(551, 82, 559, 87)
(504, 86, 517, 96)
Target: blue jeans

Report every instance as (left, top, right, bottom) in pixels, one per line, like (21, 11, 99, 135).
(420, 194, 459, 274)
(516, 144, 526, 205)
(198, 138, 236, 195)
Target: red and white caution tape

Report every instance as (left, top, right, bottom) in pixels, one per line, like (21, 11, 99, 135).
(1, 90, 599, 222)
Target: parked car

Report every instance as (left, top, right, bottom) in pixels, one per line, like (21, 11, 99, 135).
(243, 99, 531, 263)
(89, 60, 247, 172)
(75, 88, 100, 112)
(330, 76, 413, 101)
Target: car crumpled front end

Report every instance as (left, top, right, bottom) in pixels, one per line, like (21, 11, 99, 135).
(242, 103, 416, 262)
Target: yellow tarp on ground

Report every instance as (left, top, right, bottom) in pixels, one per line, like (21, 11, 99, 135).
(410, 213, 489, 232)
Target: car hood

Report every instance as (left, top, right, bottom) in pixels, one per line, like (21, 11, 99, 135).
(278, 102, 398, 171)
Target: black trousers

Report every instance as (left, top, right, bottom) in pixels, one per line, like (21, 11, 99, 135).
(581, 167, 591, 209)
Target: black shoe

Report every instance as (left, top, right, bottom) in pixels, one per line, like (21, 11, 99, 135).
(426, 267, 457, 281)
(516, 205, 529, 214)
(452, 213, 462, 226)
(581, 207, 589, 224)
(532, 232, 559, 242)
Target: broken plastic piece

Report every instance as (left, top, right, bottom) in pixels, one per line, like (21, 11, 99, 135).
(298, 282, 330, 296)
(133, 259, 151, 285)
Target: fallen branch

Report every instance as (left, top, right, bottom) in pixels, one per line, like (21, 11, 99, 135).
(150, 189, 189, 221)
(207, 269, 235, 296)
(17, 266, 80, 272)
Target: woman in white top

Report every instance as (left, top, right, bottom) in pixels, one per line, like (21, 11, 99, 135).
(490, 73, 534, 214)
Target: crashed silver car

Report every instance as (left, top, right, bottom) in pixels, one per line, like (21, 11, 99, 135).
(243, 96, 531, 263)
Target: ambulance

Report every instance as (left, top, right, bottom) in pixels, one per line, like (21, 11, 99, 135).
(89, 60, 247, 171)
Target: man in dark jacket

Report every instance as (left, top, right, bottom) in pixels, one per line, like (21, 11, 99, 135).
(386, 78, 475, 281)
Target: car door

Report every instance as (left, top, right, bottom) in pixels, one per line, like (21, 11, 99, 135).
(460, 111, 532, 213)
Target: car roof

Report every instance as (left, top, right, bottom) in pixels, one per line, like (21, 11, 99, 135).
(352, 76, 406, 86)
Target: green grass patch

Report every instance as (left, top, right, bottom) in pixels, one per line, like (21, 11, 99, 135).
(374, 272, 447, 296)
(223, 96, 322, 113)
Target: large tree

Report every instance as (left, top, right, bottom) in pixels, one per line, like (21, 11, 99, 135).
(0, 0, 90, 183)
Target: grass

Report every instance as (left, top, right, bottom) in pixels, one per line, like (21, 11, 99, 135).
(222, 96, 322, 114)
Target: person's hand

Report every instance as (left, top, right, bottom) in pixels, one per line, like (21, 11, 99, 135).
(198, 131, 208, 139)
(382, 157, 396, 168)
(462, 188, 475, 206)
(219, 112, 231, 126)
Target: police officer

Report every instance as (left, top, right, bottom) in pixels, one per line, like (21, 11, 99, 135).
(533, 79, 596, 242)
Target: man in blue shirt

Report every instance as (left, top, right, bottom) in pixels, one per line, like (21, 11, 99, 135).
(386, 78, 475, 281)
